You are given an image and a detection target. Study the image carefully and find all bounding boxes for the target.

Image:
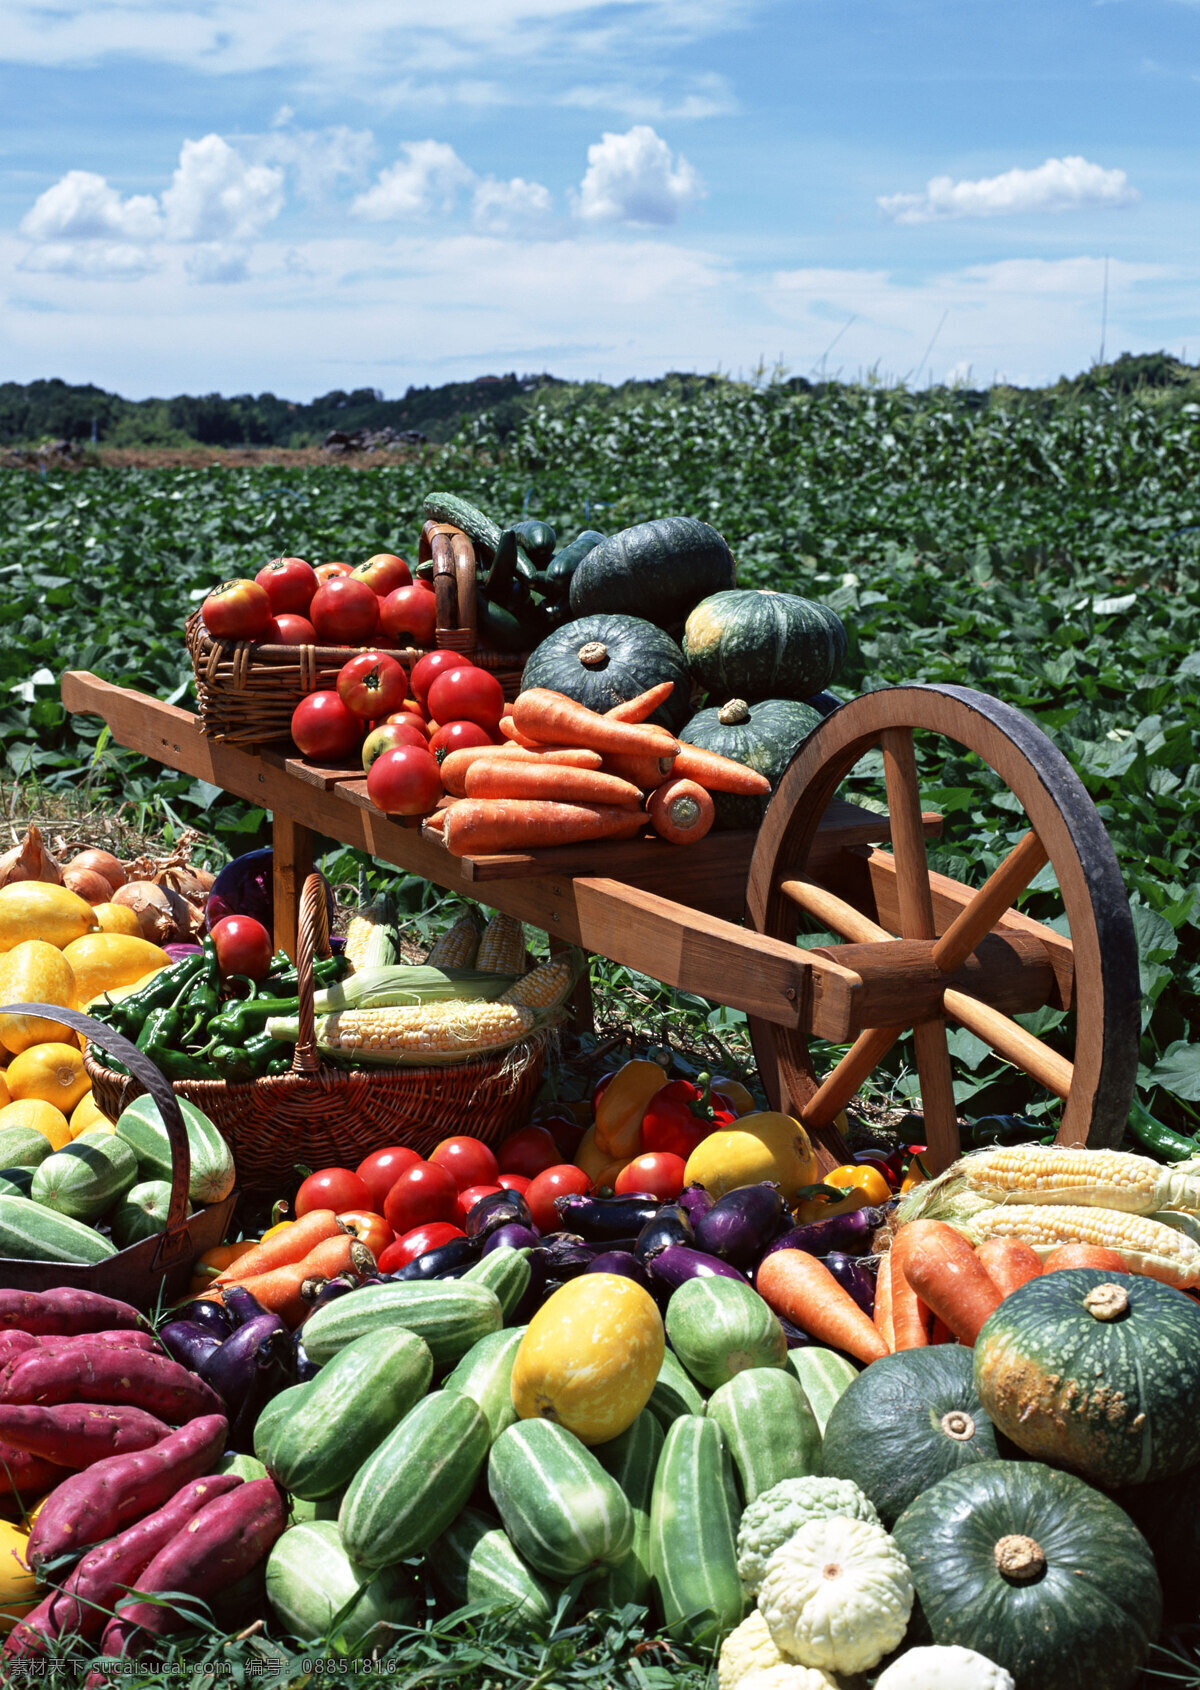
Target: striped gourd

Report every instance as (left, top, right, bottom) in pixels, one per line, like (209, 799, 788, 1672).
(591, 1409, 664, 1607)
(462, 1246, 531, 1322)
(785, 1348, 858, 1437)
(253, 1385, 308, 1465)
(648, 1347, 706, 1428)
(340, 1392, 490, 1570)
(0, 1193, 116, 1263)
(427, 1507, 555, 1628)
(0, 1172, 30, 1200)
(665, 1276, 787, 1389)
(0, 1127, 52, 1170)
(706, 1367, 821, 1502)
(300, 1280, 502, 1371)
(650, 1414, 744, 1641)
(265, 1520, 417, 1647)
(441, 1326, 527, 1442)
(259, 1329, 433, 1498)
(426, 913, 481, 969)
(487, 1419, 634, 1580)
(114, 1093, 234, 1206)
(30, 1132, 137, 1221)
(109, 1179, 174, 1249)
(289, 1492, 342, 1523)
(217, 1452, 269, 1483)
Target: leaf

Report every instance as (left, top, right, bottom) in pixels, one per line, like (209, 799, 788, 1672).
(1091, 593, 1138, 615)
(1150, 1042, 1200, 1103)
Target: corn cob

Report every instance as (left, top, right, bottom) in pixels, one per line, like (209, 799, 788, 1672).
(308, 965, 515, 1018)
(500, 955, 574, 1011)
(477, 913, 525, 974)
(306, 1000, 535, 1065)
(426, 912, 481, 969)
(961, 1204, 1200, 1289)
(343, 895, 400, 972)
(909, 1144, 1200, 1217)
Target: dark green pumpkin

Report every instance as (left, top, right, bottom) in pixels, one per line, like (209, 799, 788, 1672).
(520, 615, 691, 731)
(893, 1460, 1161, 1690)
(974, 1268, 1200, 1488)
(568, 518, 735, 630)
(821, 1346, 1000, 1527)
(683, 590, 847, 702)
(679, 698, 822, 830)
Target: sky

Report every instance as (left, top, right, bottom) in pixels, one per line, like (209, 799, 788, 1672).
(0, 0, 1197, 399)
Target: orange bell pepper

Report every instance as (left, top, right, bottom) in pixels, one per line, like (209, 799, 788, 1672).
(792, 1162, 891, 1225)
(187, 1238, 257, 1294)
(592, 1060, 670, 1160)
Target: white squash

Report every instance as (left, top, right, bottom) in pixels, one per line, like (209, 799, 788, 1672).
(719, 1611, 787, 1690)
(738, 1668, 836, 1690)
(874, 1644, 1016, 1690)
(757, 1515, 913, 1676)
(736, 1476, 880, 1598)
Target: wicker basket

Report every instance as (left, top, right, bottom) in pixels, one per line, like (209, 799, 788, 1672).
(84, 875, 548, 1198)
(0, 1004, 237, 1309)
(187, 522, 532, 744)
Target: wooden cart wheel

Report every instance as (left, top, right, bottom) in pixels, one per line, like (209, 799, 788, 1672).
(745, 683, 1140, 1173)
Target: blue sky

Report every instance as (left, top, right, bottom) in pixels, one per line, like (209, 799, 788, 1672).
(1, 0, 1196, 398)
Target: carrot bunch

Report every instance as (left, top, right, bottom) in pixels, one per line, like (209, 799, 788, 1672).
(201, 1210, 374, 1327)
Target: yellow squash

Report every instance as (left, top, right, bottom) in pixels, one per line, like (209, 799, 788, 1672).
(684, 1110, 820, 1200)
(92, 903, 142, 938)
(0, 882, 96, 953)
(0, 1098, 71, 1150)
(511, 1273, 664, 1445)
(0, 941, 78, 1054)
(0, 1519, 38, 1633)
(6, 1043, 90, 1114)
(61, 934, 171, 1008)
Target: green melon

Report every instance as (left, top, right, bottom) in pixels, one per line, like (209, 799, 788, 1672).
(679, 697, 824, 829)
(568, 517, 736, 630)
(683, 589, 847, 701)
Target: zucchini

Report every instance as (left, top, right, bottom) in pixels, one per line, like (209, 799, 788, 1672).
(650, 1415, 743, 1642)
(592, 1409, 663, 1607)
(706, 1367, 821, 1502)
(428, 1506, 556, 1628)
(300, 1280, 502, 1372)
(462, 1247, 531, 1323)
(0, 1193, 116, 1263)
(266, 1520, 417, 1647)
(441, 1326, 526, 1442)
(114, 1094, 234, 1205)
(487, 1418, 633, 1580)
(422, 492, 502, 561)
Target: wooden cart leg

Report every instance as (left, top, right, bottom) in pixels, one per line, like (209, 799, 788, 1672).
(551, 936, 595, 1035)
(272, 814, 314, 960)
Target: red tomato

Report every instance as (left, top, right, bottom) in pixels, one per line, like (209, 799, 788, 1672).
(383, 1161, 459, 1234)
(355, 1144, 423, 1211)
(410, 649, 474, 711)
(255, 557, 318, 614)
(537, 1111, 585, 1160)
(427, 666, 505, 732)
(430, 1135, 499, 1191)
(378, 1222, 464, 1273)
(337, 650, 408, 719)
(264, 613, 318, 645)
(389, 700, 430, 732)
(366, 746, 442, 816)
(456, 1183, 502, 1223)
(290, 691, 362, 763)
(526, 1164, 592, 1232)
(497, 1173, 531, 1196)
(209, 914, 273, 981)
(496, 1124, 560, 1179)
(352, 554, 412, 597)
(314, 561, 353, 584)
(362, 721, 428, 772)
(429, 720, 495, 759)
(310, 577, 380, 644)
(614, 1152, 687, 1201)
(381, 586, 437, 649)
(296, 1166, 372, 1217)
(201, 579, 272, 641)
(336, 1209, 393, 1257)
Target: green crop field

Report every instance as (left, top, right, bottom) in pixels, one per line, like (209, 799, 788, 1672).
(1, 377, 1198, 1138)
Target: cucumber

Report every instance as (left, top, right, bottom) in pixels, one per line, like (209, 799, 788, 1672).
(665, 1277, 787, 1390)
(253, 1384, 310, 1466)
(545, 531, 605, 587)
(301, 1281, 502, 1372)
(0, 1193, 116, 1263)
(428, 1506, 556, 1627)
(29, 1132, 136, 1222)
(592, 1409, 663, 1606)
(423, 492, 502, 561)
(706, 1367, 821, 1502)
(110, 1178, 176, 1248)
(462, 1247, 531, 1322)
(488, 1419, 633, 1580)
(217, 1451, 269, 1483)
(441, 1327, 526, 1442)
(650, 1415, 744, 1642)
(648, 1348, 706, 1428)
(0, 1168, 32, 1199)
(0, 1127, 53, 1169)
(340, 1392, 490, 1571)
(512, 520, 556, 569)
(261, 1329, 433, 1498)
(266, 1520, 417, 1647)
(115, 1094, 234, 1205)
(785, 1347, 858, 1436)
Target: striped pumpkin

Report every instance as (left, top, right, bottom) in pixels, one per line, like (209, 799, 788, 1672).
(683, 589, 847, 702)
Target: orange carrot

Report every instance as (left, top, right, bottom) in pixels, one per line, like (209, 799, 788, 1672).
(892, 1220, 1004, 1347)
(464, 760, 643, 808)
(670, 743, 770, 796)
(440, 745, 602, 796)
(1043, 1243, 1129, 1274)
(424, 809, 448, 832)
(498, 716, 543, 748)
(444, 799, 647, 857)
(647, 777, 714, 844)
(887, 1244, 932, 1351)
(873, 1252, 895, 1351)
(512, 689, 678, 758)
(230, 1234, 371, 1328)
(976, 1236, 1043, 1298)
(929, 1316, 956, 1345)
(756, 1249, 889, 1365)
(212, 1210, 344, 1284)
(606, 683, 675, 723)
(602, 750, 678, 791)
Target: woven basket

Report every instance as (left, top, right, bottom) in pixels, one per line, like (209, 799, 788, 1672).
(0, 1004, 236, 1308)
(84, 875, 548, 1198)
(187, 522, 532, 744)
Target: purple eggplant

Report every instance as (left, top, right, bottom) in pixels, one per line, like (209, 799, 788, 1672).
(301, 1273, 357, 1312)
(226, 1327, 296, 1453)
(465, 1188, 532, 1242)
(554, 1193, 660, 1242)
(293, 1337, 320, 1383)
(585, 1251, 653, 1292)
(158, 1319, 222, 1373)
(677, 1183, 715, 1224)
(220, 1285, 270, 1327)
(199, 1311, 285, 1411)
(821, 1252, 876, 1317)
(634, 1204, 694, 1262)
(776, 1314, 820, 1349)
(172, 1299, 234, 1339)
(529, 1233, 628, 1282)
(510, 1246, 549, 1325)
(763, 1205, 888, 1260)
(482, 1223, 540, 1255)
(393, 1235, 479, 1281)
(694, 1183, 786, 1267)
(646, 1245, 748, 1294)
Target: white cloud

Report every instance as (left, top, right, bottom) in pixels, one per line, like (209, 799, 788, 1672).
(878, 156, 1139, 224)
(185, 243, 251, 283)
(575, 125, 703, 225)
(557, 72, 736, 120)
(16, 241, 160, 279)
(260, 124, 375, 203)
(471, 176, 553, 231)
(351, 141, 475, 220)
(20, 170, 162, 241)
(161, 135, 285, 241)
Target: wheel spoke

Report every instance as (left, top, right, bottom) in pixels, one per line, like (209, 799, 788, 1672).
(912, 1019, 959, 1173)
(781, 879, 892, 944)
(880, 728, 936, 940)
(931, 830, 1049, 975)
(944, 988, 1073, 1099)
(800, 1023, 904, 1133)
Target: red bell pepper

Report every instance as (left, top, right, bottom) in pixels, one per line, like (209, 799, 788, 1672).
(641, 1073, 736, 1159)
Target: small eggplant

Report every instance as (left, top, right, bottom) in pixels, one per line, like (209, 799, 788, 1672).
(465, 1188, 533, 1242)
(776, 1314, 819, 1350)
(293, 1337, 320, 1383)
(199, 1312, 285, 1412)
(529, 1234, 617, 1282)
(226, 1327, 297, 1453)
(822, 1251, 876, 1317)
(393, 1235, 479, 1281)
(676, 1183, 715, 1224)
(482, 1223, 540, 1255)
(694, 1183, 786, 1268)
(220, 1286, 270, 1327)
(172, 1299, 234, 1340)
(585, 1251, 653, 1292)
(158, 1320, 222, 1374)
(763, 1205, 888, 1261)
(510, 1246, 550, 1325)
(301, 1273, 357, 1312)
(634, 1203, 694, 1262)
(646, 1245, 748, 1294)
(554, 1193, 660, 1242)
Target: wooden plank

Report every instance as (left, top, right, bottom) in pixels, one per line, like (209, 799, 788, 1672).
(810, 933, 1055, 1030)
(272, 817, 314, 959)
(260, 749, 365, 790)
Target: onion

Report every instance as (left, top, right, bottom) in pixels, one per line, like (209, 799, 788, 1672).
(155, 864, 211, 904)
(162, 885, 199, 939)
(66, 849, 127, 892)
(110, 881, 177, 944)
(0, 825, 64, 888)
(63, 866, 118, 906)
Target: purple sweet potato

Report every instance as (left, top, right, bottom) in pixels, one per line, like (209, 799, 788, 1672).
(0, 1436, 70, 1497)
(99, 1479, 285, 1656)
(0, 1290, 149, 1336)
(4, 1472, 242, 1656)
(26, 1413, 227, 1570)
(0, 1404, 169, 1468)
(0, 1333, 37, 1368)
(0, 1347, 222, 1423)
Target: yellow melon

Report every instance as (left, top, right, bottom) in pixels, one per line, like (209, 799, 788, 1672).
(0, 1098, 70, 1150)
(92, 903, 142, 938)
(0, 941, 78, 1055)
(70, 1092, 111, 1137)
(511, 1273, 664, 1445)
(0, 882, 97, 953)
(60, 934, 170, 1007)
(5, 1043, 89, 1114)
(0, 1519, 38, 1633)
(684, 1111, 819, 1200)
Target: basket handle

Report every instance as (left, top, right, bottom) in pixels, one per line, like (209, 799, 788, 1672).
(290, 873, 332, 1076)
(0, 1003, 193, 1264)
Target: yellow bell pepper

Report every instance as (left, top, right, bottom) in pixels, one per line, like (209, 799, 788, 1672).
(574, 1123, 631, 1189)
(792, 1162, 890, 1225)
(900, 1154, 930, 1194)
(592, 1060, 670, 1159)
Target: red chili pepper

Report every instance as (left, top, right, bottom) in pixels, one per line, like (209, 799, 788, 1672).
(641, 1073, 736, 1159)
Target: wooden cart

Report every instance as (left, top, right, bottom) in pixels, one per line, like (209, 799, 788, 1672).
(61, 672, 1139, 1176)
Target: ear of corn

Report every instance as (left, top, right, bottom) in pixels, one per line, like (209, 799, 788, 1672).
(500, 955, 576, 1011)
(477, 913, 525, 974)
(904, 1144, 1200, 1219)
(426, 912, 481, 969)
(961, 1204, 1200, 1289)
(304, 1000, 536, 1066)
(343, 894, 401, 973)
(309, 966, 516, 1017)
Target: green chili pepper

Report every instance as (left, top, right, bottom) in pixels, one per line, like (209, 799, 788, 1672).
(265, 1056, 292, 1076)
(104, 955, 205, 1039)
(147, 1047, 220, 1082)
(1127, 1098, 1200, 1163)
(206, 994, 300, 1043)
(136, 964, 201, 1060)
(209, 1030, 281, 1081)
(177, 940, 221, 1043)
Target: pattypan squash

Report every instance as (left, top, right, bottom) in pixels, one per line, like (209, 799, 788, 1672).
(757, 1514, 913, 1675)
(738, 1668, 836, 1690)
(737, 1476, 880, 1598)
(874, 1644, 1015, 1689)
(718, 1611, 788, 1690)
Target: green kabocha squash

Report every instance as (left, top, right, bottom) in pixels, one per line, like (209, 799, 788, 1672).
(893, 1460, 1161, 1690)
(680, 698, 823, 830)
(520, 614, 691, 731)
(973, 1268, 1200, 1488)
(821, 1346, 1000, 1526)
(569, 517, 735, 630)
(684, 589, 847, 702)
